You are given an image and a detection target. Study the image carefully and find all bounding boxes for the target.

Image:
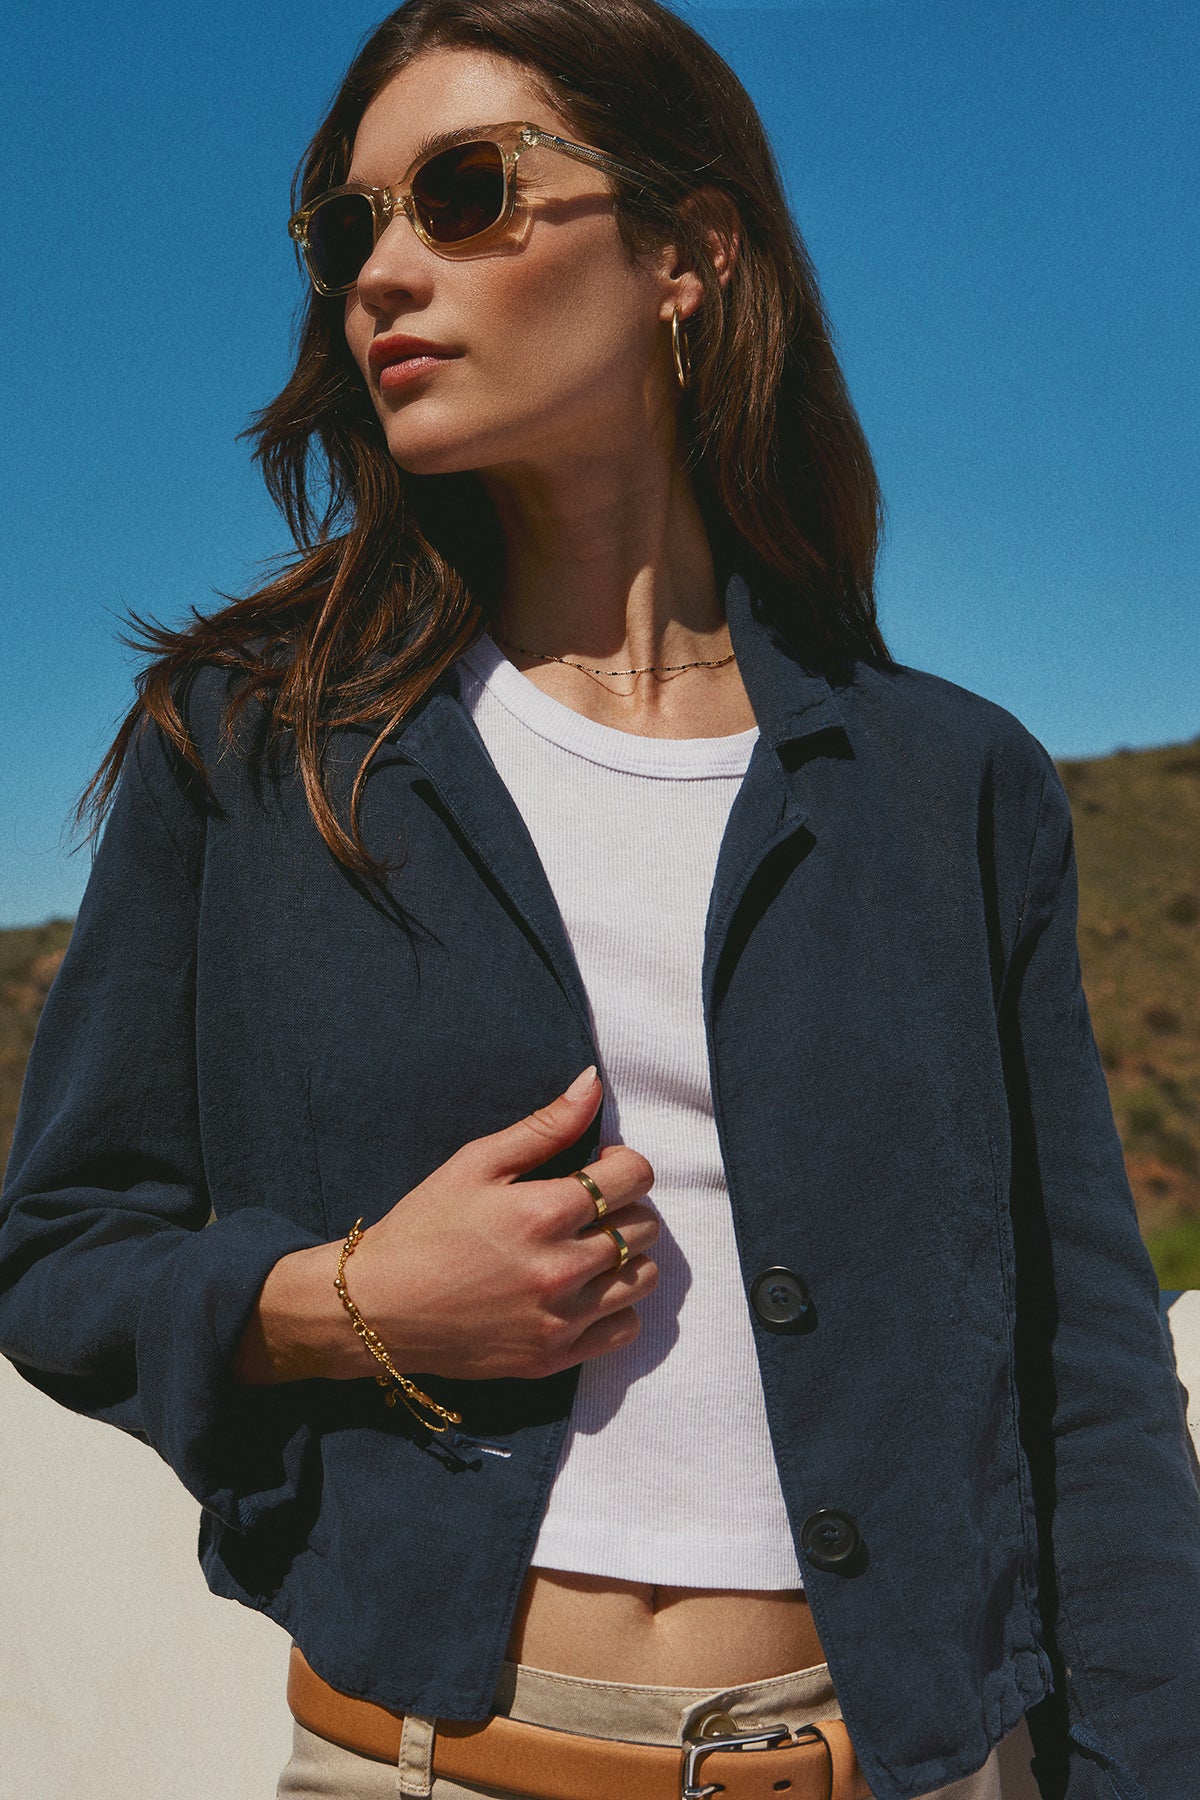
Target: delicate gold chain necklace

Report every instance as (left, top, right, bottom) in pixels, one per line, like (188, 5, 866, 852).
(493, 630, 737, 678)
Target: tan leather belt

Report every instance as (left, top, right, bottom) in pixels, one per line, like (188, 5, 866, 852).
(288, 1644, 873, 1800)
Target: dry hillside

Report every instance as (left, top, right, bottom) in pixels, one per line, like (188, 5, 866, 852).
(1059, 738, 1200, 1283)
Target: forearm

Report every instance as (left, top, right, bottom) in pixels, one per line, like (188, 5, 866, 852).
(231, 1240, 377, 1385)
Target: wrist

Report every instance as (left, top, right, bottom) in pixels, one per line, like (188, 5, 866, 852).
(233, 1239, 378, 1384)
(335, 1218, 462, 1434)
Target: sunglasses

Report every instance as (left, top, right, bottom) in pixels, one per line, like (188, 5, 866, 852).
(288, 119, 656, 297)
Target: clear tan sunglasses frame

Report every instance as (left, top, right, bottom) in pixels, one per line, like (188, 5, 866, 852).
(288, 119, 660, 297)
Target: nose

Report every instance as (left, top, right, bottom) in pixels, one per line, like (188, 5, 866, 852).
(353, 206, 433, 314)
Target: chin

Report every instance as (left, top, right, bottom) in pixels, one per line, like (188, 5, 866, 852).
(382, 407, 519, 479)
(387, 440, 484, 478)
(375, 414, 475, 477)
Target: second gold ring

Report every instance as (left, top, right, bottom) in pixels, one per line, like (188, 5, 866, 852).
(599, 1224, 630, 1271)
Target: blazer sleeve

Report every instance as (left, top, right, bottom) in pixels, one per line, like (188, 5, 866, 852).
(1002, 754, 1200, 1797)
(0, 708, 326, 1534)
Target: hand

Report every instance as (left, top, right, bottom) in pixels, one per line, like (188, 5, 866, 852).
(342, 1067, 658, 1382)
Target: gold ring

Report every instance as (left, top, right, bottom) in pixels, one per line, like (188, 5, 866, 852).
(600, 1224, 629, 1271)
(570, 1168, 608, 1220)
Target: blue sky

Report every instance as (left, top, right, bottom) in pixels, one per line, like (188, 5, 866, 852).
(2, 0, 1197, 926)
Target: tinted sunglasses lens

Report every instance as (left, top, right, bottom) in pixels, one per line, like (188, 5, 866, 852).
(412, 140, 507, 243)
(307, 193, 376, 291)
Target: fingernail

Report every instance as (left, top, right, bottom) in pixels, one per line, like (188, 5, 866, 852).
(566, 1064, 598, 1100)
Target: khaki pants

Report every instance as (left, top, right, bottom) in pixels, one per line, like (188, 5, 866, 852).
(276, 1654, 1005, 1799)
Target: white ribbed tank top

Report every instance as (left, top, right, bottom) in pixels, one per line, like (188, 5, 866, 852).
(451, 633, 805, 1590)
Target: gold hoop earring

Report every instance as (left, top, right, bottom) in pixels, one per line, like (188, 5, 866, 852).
(671, 306, 692, 391)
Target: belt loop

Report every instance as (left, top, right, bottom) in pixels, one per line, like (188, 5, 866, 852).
(397, 1713, 436, 1797)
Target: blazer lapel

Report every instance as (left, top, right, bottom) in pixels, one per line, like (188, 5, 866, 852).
(702, 572, 854, 1019)
(393, 683, 598, 1047)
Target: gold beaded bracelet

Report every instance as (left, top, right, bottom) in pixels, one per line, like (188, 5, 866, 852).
(334, 1217, 463, 1436)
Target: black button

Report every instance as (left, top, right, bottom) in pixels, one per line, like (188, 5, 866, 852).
(750, 1266, 812, 1328)
(800, 1510, 862, 1571)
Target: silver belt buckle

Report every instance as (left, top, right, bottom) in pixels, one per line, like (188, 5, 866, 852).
(680, 1720, 804, 1800)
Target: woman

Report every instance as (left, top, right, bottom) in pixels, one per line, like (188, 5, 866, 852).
(2, 1, 1198, 1797)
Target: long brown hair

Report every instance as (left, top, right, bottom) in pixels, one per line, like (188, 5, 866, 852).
(75, 0, 891, 886)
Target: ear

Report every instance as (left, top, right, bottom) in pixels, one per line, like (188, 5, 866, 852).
(695, 187, 742, 290)
(658, 186, 742, 324)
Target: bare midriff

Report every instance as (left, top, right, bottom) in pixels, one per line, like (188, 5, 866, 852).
(506, 1568, 828, 1688)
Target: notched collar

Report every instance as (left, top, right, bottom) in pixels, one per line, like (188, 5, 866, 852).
(721, 570, 852, 753)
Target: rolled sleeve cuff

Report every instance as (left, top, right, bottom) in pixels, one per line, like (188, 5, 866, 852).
(135, 1206, 328, 1531)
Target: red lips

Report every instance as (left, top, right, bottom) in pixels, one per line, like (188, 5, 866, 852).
(368, 333, 459, 371)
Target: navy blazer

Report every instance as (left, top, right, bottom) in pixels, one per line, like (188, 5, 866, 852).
(2, 571, 1198, 1800)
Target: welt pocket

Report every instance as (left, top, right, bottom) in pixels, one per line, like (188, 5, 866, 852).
(1066, 1723, 1151, 1800)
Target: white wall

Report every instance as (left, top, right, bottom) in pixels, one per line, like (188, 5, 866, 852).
(0, 1355, 292, 1800)
(1, 1294, 1197, 1800)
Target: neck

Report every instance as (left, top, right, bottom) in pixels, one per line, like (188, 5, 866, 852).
(475, 445, 732, 673)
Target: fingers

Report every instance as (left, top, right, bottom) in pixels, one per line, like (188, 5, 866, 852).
(575, 1249, 660, 1319)
(587, 1143, 656, 1206)
(574, 1201, 659, 1279)
(472, 1067, 603, 1180)
(557, 1146, 657, 1234)
(553, 1303, 644, 1373)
